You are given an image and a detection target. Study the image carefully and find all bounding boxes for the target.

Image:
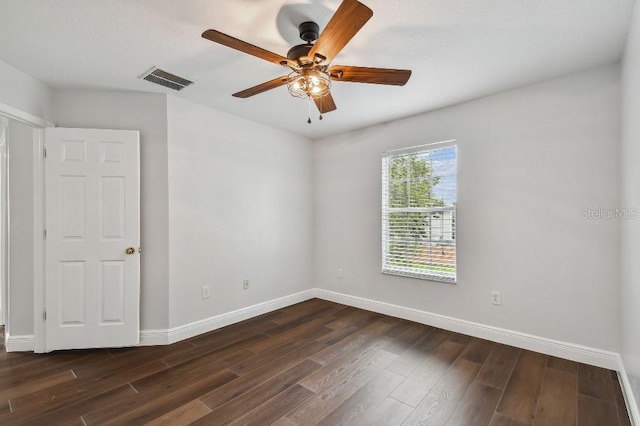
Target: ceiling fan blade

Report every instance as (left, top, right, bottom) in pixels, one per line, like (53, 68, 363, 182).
(329, 65, 412, 86)
(314, 93, 338, 114)
(202, 29, 292, 67)
(308, 0, 373, 64)
(232, 76, 289, 98)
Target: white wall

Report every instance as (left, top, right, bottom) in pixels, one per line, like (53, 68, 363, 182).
(7, 119, 35, 336)
(621, 0, 640, 414)
(0, 59, 53, 122)
(166, 96, 313, 328)
(54, 90, 170, 331)
(314, 64, 620, 352)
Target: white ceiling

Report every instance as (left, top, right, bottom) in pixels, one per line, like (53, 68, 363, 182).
(0, 0, 633, 139)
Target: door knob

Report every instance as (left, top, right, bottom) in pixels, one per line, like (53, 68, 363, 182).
(125, 247, 135, 255)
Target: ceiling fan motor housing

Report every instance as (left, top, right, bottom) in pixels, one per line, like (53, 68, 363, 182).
(299, 21, 319, 43)
(287, 22, 320, 60)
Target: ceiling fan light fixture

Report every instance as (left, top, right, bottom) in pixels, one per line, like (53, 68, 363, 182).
(287, 70, 331, 99)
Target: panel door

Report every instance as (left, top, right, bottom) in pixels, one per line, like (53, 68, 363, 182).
(45, 127, 140, 351)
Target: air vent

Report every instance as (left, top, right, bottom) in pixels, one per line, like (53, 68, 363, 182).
(140, 67, 194, 91)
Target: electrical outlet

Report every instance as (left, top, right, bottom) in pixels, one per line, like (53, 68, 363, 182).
(337, 268, 344, 279)
(243, 280, 249, 290)
(491, 291, 502, 306)
(201, 286, 210, 299)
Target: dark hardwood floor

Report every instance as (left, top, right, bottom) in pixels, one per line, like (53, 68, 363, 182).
(0, 299, 632, 425)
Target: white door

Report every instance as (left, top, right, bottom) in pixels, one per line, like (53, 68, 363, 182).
(45, 127, 140, 351)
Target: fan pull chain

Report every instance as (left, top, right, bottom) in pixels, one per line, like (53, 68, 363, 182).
(307, 97, 312, 124)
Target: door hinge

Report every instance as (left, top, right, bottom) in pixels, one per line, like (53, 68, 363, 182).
(43, 311, 47, 321)
(43, 148, 47, 158)
(44, 229, 47, 239)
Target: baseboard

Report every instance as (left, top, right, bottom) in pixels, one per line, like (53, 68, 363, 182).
(138, 287, 620, 370)
(138, 289, 316, 346)
(312, 289, 620, 370)
(618, 356, 640, 426)
(8, 289, 640, 423)
(13, 287, 627, 381)
(140, 287, 620, 370)
(9, 289, 315, 350)
(5, 334, 35, 352)
(139, 329, 170, 346)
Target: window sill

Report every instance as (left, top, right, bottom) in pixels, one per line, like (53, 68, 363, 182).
(382, 268, 456, 284)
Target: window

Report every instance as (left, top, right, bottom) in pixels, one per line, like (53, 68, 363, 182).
(382, 142, 457, 283)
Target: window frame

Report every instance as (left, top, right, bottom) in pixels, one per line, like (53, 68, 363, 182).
(381, 140, 457, 283)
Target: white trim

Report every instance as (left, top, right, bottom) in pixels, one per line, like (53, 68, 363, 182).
(383, 139, 457, 156)
(5, 334, 35, 352)
(0, 117, 7, 327)
(312, 289, 620, 370)
(138, 289, 316, 346)
(0, 103, 52, 352)
(136, 287, 619, 371)
(618, 356, 640, 426)
(0, 102, 54, 128)
(139, 329, 170, 346)
(8, 287, 639, 422)
(32, 129, 45, 353)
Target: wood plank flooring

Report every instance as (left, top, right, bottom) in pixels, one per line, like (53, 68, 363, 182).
(0, 299, 632, 425)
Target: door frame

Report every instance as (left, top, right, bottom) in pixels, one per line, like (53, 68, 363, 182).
(0, 116, 7, 327)
(0, 101, 53, 352)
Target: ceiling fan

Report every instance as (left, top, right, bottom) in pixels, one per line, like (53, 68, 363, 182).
(201, 0, 412, 122)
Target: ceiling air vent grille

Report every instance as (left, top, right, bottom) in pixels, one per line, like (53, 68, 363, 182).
(141, 67, 194, 91)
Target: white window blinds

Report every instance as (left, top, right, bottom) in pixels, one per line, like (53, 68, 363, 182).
(382, 142, 457, 283)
